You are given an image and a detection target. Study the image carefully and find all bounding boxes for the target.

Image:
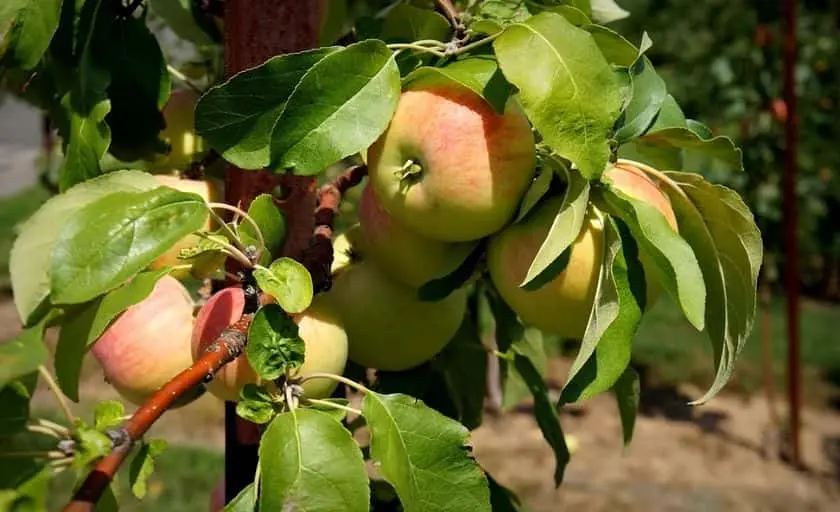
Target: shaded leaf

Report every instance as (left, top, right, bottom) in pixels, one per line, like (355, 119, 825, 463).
(494, 12, 625, 179)
(240, 194, 286, 258)
(259, 409, 369, 512)
(246, 304, 304, 381)
(433, 313, 487, 430)
(56, 269, 167, 401)
(418, 241, 485, 302)
(270, 40, 400, 175)
(615, 57, 667, 143)
(195, 48, 338, 169)
(502, 328, 546, 411)
(0, 373, 38, 437)
(612, 367, 639, 445)
(149, 0, 215, 46)
(0, 0, 62, 69)
(236, 384, 277, 425)
(50, 187, 208, 305)
(363, 392, 491, 512)
(0, 322, 48, 390)
(403, 57, 512, 114)
(380, 3, 450, 42)
(515, 165, 554, 223)
(638, 127, 743, 172)
(128, 439, 167, 499)
(487, 473, 525, 512)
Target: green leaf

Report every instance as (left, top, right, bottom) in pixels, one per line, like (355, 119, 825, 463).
(591, 0, 631, 24)
(418, 241, 485, 302)
(10, 170, 158, 326)
(0, 373, 37, 437)
(380, 3, 451, 42)
(75, 425, 113, 467)
(55, 269, 167, 401)
(149, 0, 215, 46)
(612, 367, 639, 445)
(253, 258, 313, 314)
(494, 12, 625, 179)
(225, 482, 257, 512)
(502, 328, 547, 411)
(270, 39, 400, 175)
(560, 218, 644, 403)
(432, 313, 487, 430)
(259, 409, 369, 512)
(0, 0, 62, 69)
(484, 287, 524, 354)
(403, 57, 512, 114)
(246, 304, 305, 381)
(304, 398, 351, 423)
(487, 474, 525, 512)
(239, 194, 286, 258)
(663, 173, 762, 403)
(128, 439, 167, 499)
(586, 25, 638, 67)
(57, 0, 113, 191)
(601, 183, 707, 330)
(521, 166, 590, 289)
(178, 234, 228, 260)
(236, 384, 277, 425)
(0, 323, 48, 390)
(638, 127, 743, 172)
(195, 48, 339, 169)
(515, 165, 554, 223)
(49, 187, 208, 305)
(363, 392, 491, 511)
(615, 57, 667, 143)
(93, 400, 125, 430)
(512, 353, 569, 486)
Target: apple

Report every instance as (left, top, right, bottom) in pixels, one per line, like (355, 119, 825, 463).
(358, 184, 476, 288)
(91, 276, 195, 405)
(487, 163, 678, 339)
(191, 287, 348, 402)
(317, 232, 467, 371)
(148, 174, 222, 279)
(367, 85, 536, 242)
(149, 88, 205, 172)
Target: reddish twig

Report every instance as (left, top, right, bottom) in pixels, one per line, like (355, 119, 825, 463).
(301, 164, 368, 292)
(62, 315, 252, 512)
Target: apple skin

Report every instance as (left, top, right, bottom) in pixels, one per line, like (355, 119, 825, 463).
(367, 85, 536, 242)
(318, 232, 467, 371)
(91, 276, 195, 405)
(149, 88, 205, 172)
(148, 174, 221, 279)
(191, 287, 348, 402)
(359, 184, 476, 288)
(487, 164, 679, 339)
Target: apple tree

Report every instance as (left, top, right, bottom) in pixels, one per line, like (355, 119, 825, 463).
(0, 0, 762, 510)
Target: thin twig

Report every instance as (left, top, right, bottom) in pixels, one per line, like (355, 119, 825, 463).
(36, 418, 72, 439)
(304, 398, 362, 416)
(299, 372, 370, 395)
(300, 165, 367, 292)
(166, 65, 203, 95)
(27, 424, 64, 440)
(38, 366, 75, 429)
(434, 0, 464, 33)
(62, 315, 253, 512)
(207, 202, 267, 259)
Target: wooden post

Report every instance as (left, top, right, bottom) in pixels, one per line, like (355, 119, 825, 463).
(222, 0, 322, 500)
(781, 0, 801, 467)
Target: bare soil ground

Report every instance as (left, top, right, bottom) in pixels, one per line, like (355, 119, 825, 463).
(4, 299, 838, 511)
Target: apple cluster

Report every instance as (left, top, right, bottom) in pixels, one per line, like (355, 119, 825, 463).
(89, 83, 679, 408)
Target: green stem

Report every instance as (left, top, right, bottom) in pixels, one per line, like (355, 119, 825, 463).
(166, 64, 203, 94)
(299, 373, 371, 395)
(27, 424, 63, 440)
(37, 366, 75, 429)
(447, 32, 500, 56)
(207, 202, 267, 261)
(195, 232, 253, 269)
(35, 418, 71, 439)
(304, 398, 362, 416)
(387, 43, 446, 58)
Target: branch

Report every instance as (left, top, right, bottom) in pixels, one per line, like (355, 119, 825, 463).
(301, 164, 367, 292)
(182, 149, 221, 180)
(435, 0, 464, 34)
(62, 314, 252, 512)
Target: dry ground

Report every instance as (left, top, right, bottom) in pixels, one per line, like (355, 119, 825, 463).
(3, 299, 838, 511)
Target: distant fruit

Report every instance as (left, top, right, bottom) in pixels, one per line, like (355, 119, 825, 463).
(368, 85, 536, 242)
(359, 185, 475, 287)
(191, 287, 348, 402)
(92, 276, 195, 405)
(150, 88, 205, 172)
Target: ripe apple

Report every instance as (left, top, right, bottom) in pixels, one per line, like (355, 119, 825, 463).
(367, 85, 536, 242)
(149, 88, 205, 172)
(91, 276, 195, 405)
(318, 232, 467, 371)
(359, 184, 476, 288)
(191, 287, 348, 402)
(487, 163, 678, 339)
(148, 174, 221, 279)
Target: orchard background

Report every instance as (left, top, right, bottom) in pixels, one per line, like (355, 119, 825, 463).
(0, 0, 838, 511)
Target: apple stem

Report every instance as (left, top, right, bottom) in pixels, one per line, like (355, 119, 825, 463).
(303, 398, 362, 416)
(27, 424, 65, 440)
(387, 43, 447, 58)
(397, 159, 424, 181)
(37, 366, 76, 431)
(206, 202, 268, 262)
(35, 418, 72, 439)
(615, 158, 689, 201)
(165, 64, 203, 95)
(195, 232, 253, 269)
(299, 373, 371, 395)
(448, 32, 501, 57)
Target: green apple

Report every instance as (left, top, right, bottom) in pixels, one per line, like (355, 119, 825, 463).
(359, 184, 476, 288)
(317, 232, 467, 371)
(367, 84, 536, 242)
(487, 163, 679, 339)
(91, 276, 195, 405)
(191, 287, 348, 401)
(149, 88, 205, 172)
